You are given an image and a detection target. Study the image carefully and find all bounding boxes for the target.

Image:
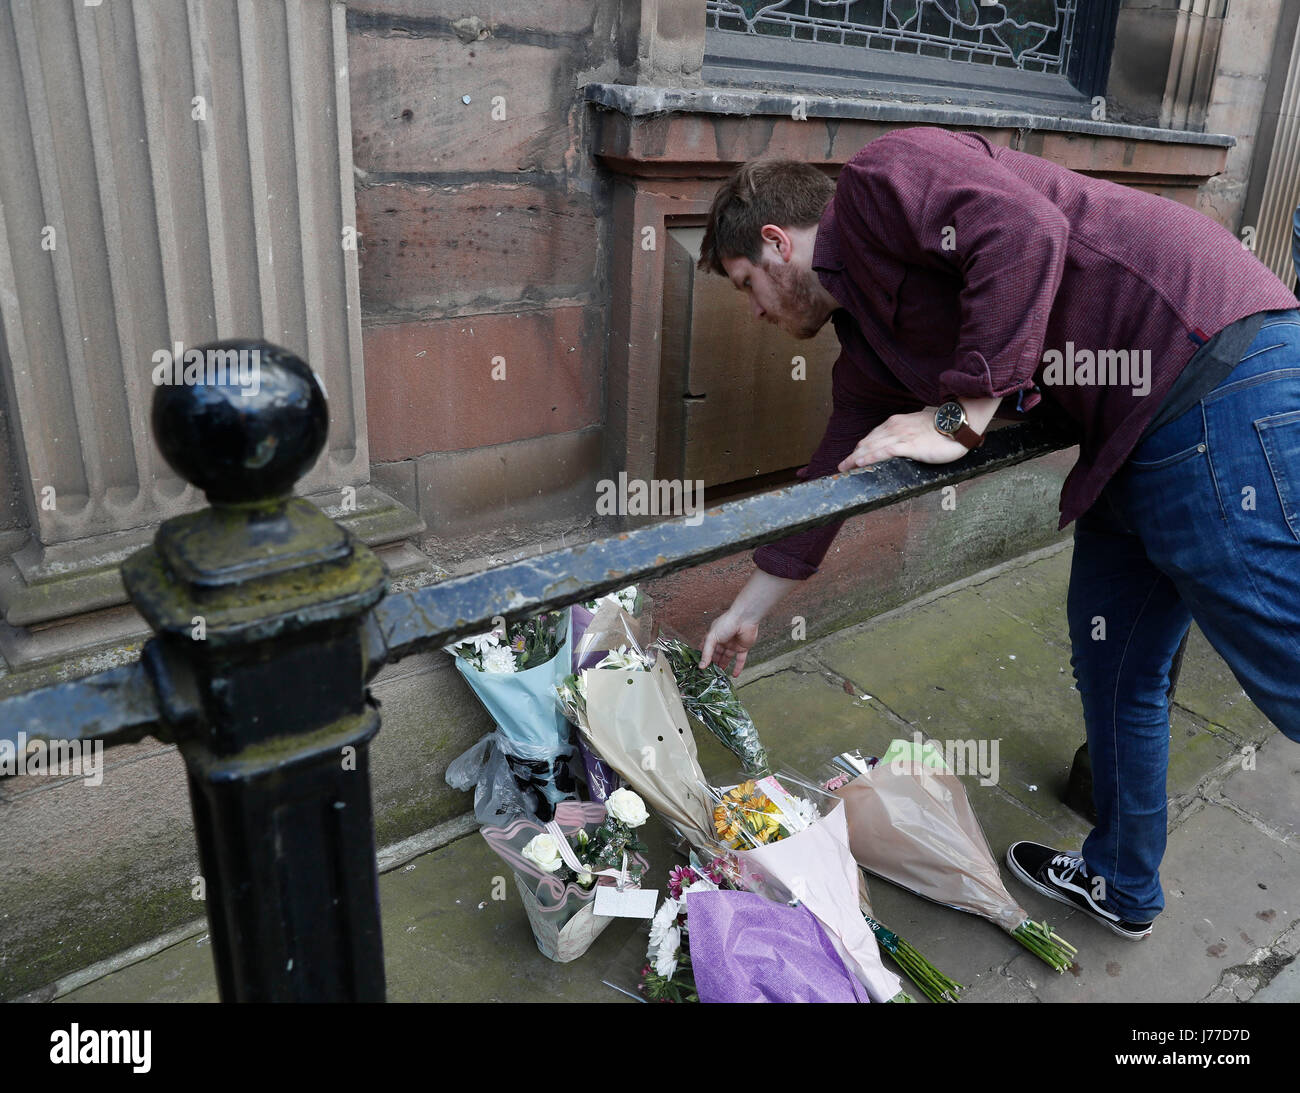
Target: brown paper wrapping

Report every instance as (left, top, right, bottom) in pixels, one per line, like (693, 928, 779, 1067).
(582, 660, 715, 850)
(834, 765, 1027, 933)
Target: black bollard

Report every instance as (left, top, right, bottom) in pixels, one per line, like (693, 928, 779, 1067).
(121, 340, 389, 1002)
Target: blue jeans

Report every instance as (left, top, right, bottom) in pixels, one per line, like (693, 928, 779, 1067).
(1067, 312, 1300, 921)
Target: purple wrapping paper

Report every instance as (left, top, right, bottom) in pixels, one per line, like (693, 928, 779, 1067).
(686, 890, 870, 1003)
(575, 734, 620, 802)
(570, 605, 607, 670)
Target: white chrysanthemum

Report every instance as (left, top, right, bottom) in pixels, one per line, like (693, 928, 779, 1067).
(479, 645, 518, 673)
(647, 897, 679, 954)
(593, 585, 638, 614)
(790, 796, 820, 829)
(653, 927, 680, 978)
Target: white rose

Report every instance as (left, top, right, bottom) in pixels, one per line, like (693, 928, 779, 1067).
(606, 788, 649, 828)
(520, 834, 564, 873)
(576, 871, 594, 888)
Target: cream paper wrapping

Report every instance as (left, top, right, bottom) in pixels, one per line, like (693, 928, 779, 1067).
(834, 765, 1028, 934)
(581, 660, 715, 850)
(739, 801, 902, 1003)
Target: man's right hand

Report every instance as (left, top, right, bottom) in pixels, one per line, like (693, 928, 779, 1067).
(700, 568, 799, 678)
(701, 611, 760, 679)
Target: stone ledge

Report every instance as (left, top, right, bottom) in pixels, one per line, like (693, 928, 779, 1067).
(0, 484, 424, 635)
(583, 82, 1237, 147)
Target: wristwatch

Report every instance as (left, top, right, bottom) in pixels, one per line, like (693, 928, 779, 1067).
(934, 400, 986, 450)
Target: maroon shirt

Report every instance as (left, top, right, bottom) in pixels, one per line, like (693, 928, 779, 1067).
(754, 126, 1300, 581)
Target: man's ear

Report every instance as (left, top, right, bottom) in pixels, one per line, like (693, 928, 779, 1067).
(760, 224, 792, 263)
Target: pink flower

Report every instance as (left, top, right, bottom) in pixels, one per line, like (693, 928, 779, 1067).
(667, 866, 699, 900)
(705, 856, 733, 885)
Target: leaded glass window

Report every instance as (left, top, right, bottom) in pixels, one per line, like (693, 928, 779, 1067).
(706, 1, 1078, 76)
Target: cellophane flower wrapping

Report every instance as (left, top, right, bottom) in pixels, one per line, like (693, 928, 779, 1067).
(707, 772, 902, 1003)
(825, 741, 1027, 933)
(561, 601, 716, 850)
(481, 800, 650, 963)
(581, 659, 716, 850)
(567, 595, 653, 801)
(447, 608, 578, 820)
(652, 631, 771, 777)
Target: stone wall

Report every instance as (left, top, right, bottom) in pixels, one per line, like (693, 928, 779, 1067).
(347, 1, 625, 571)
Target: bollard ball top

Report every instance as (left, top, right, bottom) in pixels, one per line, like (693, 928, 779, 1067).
(152, 339, 329, 504)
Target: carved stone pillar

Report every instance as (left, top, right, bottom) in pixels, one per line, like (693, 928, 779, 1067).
(1160, 0, 1228, 131)
(0, 0, 421, 667)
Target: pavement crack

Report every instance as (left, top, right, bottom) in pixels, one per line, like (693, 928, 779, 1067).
(1198, 928, 1299, 1001)
(990, 606, 1071, 651)
(806, 655, 916, 731)
(1200, 791, 1297, 848)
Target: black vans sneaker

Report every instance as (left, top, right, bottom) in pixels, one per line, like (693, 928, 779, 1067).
(1006, 841, 1154, 941)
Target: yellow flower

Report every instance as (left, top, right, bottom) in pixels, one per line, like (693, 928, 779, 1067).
(713, 782, 786, 847)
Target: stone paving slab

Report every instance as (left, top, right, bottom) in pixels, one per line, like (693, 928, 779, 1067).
(813, 587, 1239, 839)
(1000, 803, 1300, 1003)
(1220, 734, 1300, 845)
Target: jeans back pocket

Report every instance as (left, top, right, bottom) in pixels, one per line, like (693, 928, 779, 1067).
(1255, 408, 1300, 542)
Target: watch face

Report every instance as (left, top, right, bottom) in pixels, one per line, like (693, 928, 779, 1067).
(935, 401, 965, 434)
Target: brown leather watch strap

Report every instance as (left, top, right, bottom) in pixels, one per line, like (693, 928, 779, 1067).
(954, 421, 986, 449)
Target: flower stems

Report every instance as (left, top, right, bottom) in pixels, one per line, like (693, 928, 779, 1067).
(865, 914, 964, 1003)
(1011, 918, 1078, 972)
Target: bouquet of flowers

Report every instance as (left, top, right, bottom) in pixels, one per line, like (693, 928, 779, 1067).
(565, 589, 653, 801)
(653, 635, 771, 776)
(563, 603, 716, 850)
(445, 608, 578, 820)
(825, 739, 1078, 972)
(640, 855, 872, 1003)
(481, 792, 652, 963)
(556, 644, 654, 729)
(640, 855, 733, 1003)
(703, 770, 908, 1003)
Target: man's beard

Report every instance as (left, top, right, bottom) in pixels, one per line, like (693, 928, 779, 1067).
(763, 257, 826, 339)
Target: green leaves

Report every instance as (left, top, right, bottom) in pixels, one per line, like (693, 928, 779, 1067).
(656, 637, 772, 776)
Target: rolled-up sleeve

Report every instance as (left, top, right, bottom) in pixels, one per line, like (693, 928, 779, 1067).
(834, 128, 1069, 412)
(753, 344, 922, 580)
